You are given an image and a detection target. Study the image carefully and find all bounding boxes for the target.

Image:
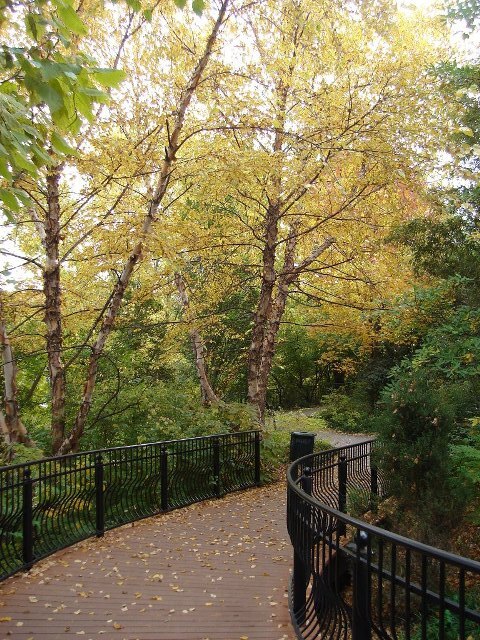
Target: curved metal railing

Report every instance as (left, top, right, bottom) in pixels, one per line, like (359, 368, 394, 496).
(287, 440, 480, 639)
(0, 430, 261, 581)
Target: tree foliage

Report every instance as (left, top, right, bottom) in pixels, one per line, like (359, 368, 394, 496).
(0, 0, 469, 466)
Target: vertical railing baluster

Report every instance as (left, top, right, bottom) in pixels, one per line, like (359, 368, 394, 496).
(254, 431, 261, 486)
(22, 468, 34, 569)
(366, 533, 372, 629)
(95, 454, 104, 537)
(390, 544, 397, 635)
(421, 554, 428, 640)
(439, 560, 445, 640)
(370, 464, 378, 509)
(377, 539, 385, 633)
(213, 437, 221, 498)
(352, 529, 371, 640)
(338, 455, 347, 536)
(160, 445, 169, 511)
(293, 467, 312, 624)
(404, 548, 411, 640)
(459, 567, 465, 640)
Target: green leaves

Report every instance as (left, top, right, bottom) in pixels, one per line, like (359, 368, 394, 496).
(25, 13, 46, 42)
(27, 77, 65, 113)
(92, 68, 128, 88)
(0, 188, 20, 213)
(0, 187, 29, 221)
(174, 0, 205, 14)
(51, 131, 77, 156)
(192, 0, 205, 15)
(0, 0, 130, 188)
(56, 3, 88, 36)
(0, 92, 48, 179)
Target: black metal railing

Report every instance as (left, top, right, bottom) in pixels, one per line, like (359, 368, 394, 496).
(287, 440, 480, 639)
(0, 430, 261, 581)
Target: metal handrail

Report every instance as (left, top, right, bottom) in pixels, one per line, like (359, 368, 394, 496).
(287, 440, 480, 639)
(0, 430, 260, 472)
(0, 430, 261, 582)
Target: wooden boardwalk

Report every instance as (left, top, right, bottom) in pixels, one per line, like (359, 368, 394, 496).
(0, 483, 295, 640)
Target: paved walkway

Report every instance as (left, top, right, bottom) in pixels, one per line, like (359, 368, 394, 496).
(295, 408, 373, 449)
(0, 484, 295, 640)
(317, 429, 372, 449)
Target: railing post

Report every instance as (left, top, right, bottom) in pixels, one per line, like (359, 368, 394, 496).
(22, 468, 34, 569)
(302, 465, 313, 496)
(160, 445, 169, 511)
(293, 467, 312, 624)
(213, 437, 221, 498)
(338, 455, 347, 536)
(352, 530, 372, 640)
(293, 548, 307, 623)
(370, 464, 378, 510)
(95, 454, 104, 537)
(254, 431, 261, 486)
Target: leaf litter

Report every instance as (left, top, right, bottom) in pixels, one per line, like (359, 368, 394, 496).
(0, 483, 295, 638)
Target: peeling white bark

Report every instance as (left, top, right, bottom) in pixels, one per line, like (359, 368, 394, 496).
(0, 302, 30, 445)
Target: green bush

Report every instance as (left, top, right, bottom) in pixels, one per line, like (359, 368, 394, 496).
(407, 588, 480, 640)
(0, 442, 45, 467)
(318, 390, 371, 433)
(269, 409, 327, 433)
(79, 377, 259, 450)
(373, 361, 477, 540)
(450, 421, 480, 524)
(347, 486, 375, 517)
(209, 402, 259, 432)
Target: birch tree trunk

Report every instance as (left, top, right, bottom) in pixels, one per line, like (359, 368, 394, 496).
(253, 229, 298, 422)
(246, 68, 291, 419)
(56, 0, 230, 455)
(174, 272, 219, 406)
(246, 76, 290, 410)
(44, 170, 67, 453)
(246, 205, 279, 408)
(245, 18, 337, 422)
(0, 409, 9, 445)
(253, 235, 335, 423)
(0, 302, 31, 445)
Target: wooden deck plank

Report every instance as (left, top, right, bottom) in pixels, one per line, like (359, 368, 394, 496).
(0, 483, 295, 640)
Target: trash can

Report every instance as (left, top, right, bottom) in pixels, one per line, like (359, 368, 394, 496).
(289, 431, 315, 462)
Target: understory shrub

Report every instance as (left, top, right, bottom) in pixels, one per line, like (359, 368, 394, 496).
(373, 361, 478, 542)
(268, 409, 327, 433)
(319, 390, 372, 433)
(450, 422, 480, 525)
(79, 379, 260, 451)
(407, 588, 480, 640)
(0, 442, 44, 467)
